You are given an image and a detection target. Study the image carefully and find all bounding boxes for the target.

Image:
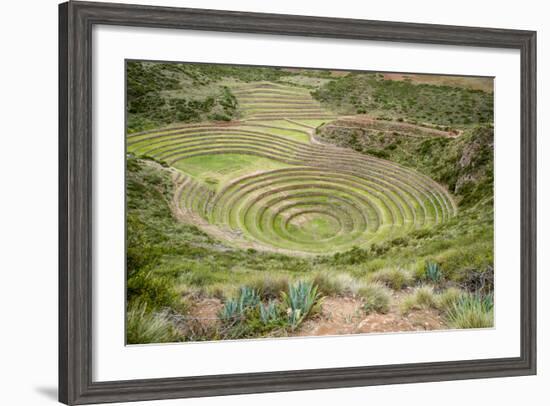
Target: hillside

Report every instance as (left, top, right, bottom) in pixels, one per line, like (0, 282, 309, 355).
(316, 118, 494, 208)
(125, 62, 495, 343)
(312, 72, 493, 126)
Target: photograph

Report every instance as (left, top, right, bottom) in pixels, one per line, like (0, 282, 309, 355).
(125, 61, 495, 344)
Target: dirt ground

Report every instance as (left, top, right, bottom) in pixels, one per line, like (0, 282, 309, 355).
(296, 296, 444, 337)
(187, 294, 445, 338)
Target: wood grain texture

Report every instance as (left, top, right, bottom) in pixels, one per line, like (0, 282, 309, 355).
(58, 1, 537, 404)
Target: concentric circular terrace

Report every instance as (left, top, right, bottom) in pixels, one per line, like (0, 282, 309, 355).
(127, 82, 457, 255)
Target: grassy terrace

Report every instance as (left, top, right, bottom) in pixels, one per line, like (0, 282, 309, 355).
(128, 83, 455, 255)
(234, 82, 338, 121)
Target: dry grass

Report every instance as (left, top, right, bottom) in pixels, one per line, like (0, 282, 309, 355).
(357, 282, 392, 314)
(367, 268, 413, 290)
(400, 285, 437, 314)
(126, 302, 180, 344)
(311, 272, 362, 296)
(246, 274, 291, 300)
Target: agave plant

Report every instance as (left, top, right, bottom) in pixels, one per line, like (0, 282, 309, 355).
(281, 281, 321, 328)
(287, 308, 303, 328)
(218, 298, 240, 322)
(219, 287, 260, 324)
(238, 286, 260, 312)
(425, 261, 443, 283)
(259, 300, 280, 325)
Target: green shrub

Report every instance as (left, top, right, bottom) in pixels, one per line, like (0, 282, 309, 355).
(445, 293, 494, 329)
(367, 268, 413, 290)
(126, 214, 161, 274)
(127, 269, 187, 313)
(331, 246, 370, 265)
(126, 301, 179, 344)
(357, 282, 391, 314)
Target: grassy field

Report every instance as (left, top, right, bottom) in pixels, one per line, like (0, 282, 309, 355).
(126, 62, 494, 344)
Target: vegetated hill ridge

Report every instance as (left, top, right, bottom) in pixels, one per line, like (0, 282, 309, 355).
(312, 72, 493, 127)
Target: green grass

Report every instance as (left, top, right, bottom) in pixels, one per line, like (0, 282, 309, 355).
(400, 285, 437, 314)
(241, 125, 310, 143)
(291, 119, 331, 127)
(126, 301, 180, 344)
(444, 293, 494, 329)
(172, 154, 291, 189)
(286, 213, 341, 241)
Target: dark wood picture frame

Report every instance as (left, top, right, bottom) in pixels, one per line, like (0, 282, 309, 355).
(59, 1, 537, 404)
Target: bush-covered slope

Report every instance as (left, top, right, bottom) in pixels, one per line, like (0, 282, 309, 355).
(126, 62, 311, 133)
(312, 73, 493, 127)
(127, 62, 241, 132)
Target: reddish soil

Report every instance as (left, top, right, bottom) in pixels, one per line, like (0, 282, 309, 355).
(188, 298, 223, 327)
(295, 296, 444, 337)
(382, 73, 493, 93)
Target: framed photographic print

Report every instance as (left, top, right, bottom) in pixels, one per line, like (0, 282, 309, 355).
(59, 1, 537, 404)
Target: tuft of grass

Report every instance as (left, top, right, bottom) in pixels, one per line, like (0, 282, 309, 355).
(444, 293, 493, 329)
(126, 302, 180, 344)
(310, 272, 361, 296)
(435, 287, 462, 312)
(281, 281, 322, 329)
(412, 260, 427, 282)
(357, 282, 391, 314)
(367, 268, 413, 290)
(247, 275, 290, 300)
(202, 284, 237, 300)
(400, 285, 437, 314)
